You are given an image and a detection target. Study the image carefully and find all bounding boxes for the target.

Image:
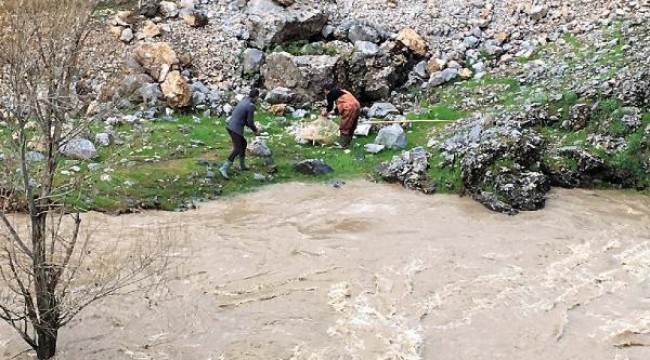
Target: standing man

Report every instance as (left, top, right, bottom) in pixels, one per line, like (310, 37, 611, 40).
(320, 82, 361, 148)
(219, 89, 261, 179)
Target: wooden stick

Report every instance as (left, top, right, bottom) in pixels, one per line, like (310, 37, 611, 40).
(366, 119, 455, 124)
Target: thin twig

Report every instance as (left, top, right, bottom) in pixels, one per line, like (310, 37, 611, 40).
(0, 212, 33, 258)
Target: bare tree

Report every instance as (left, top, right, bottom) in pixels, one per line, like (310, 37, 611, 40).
(0, 1, 170, 359)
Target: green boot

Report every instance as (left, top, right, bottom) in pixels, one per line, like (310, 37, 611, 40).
(219, 160, 232, 179)
(239, 157, 249, 171)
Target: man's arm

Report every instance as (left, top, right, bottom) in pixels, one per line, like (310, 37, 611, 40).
(325, 93, 335, 113)
(246, 104, 259, 134)
(322, 91, 338, 116)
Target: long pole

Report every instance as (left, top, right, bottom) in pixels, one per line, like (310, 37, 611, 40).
(365, 119, 455, 124)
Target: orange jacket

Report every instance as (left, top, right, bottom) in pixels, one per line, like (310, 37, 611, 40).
(336, 90, 361, 135)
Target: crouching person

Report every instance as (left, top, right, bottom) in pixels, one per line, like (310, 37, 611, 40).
(320, 82, 361, 148)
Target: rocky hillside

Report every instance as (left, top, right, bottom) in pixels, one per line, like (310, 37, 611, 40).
(85, 0, 648, 115)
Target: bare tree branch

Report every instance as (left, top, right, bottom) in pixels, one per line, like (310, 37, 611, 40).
(0, 1, 173, 358)
(54, 213, 81, 289)
(0, 213, 33, 259)
(5, 249, 38, 327)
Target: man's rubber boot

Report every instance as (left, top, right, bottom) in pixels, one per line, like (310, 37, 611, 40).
(219, 160, 232, 179)
(239, 157, 249, 171)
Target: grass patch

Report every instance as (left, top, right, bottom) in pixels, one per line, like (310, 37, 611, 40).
(428, 152, 462, 190)
(405, 104, 466, 121)
(548, 91, 580, 120)
(461, 76, 520, 92)
(96, 0, 139, 12)
(642, 112, 650, 125)
(271, 40, 338, 56)
(561, 33, 583, 51)
(434, 75, 523, 110)
(56, 108, 467, 212)
(515, 52, 541, 64)
(543, 154, 580, 172)
(478, 48, 496, 62)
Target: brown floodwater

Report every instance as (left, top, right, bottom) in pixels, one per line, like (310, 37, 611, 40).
(1, 180, 650, 359)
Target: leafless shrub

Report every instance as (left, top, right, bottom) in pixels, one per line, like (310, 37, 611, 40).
(0, 1, 173, 359)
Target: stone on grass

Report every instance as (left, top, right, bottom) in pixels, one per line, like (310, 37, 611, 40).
(375, 124, 406, 149)
(293, 159, 333, 175)
(60, 138, 98, 160)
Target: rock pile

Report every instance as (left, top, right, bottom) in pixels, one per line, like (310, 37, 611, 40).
(83, 0, 649, 117)
(246, 0, 328, 50)
(376, 147, 436, 194)
(429, 91, 649, 214)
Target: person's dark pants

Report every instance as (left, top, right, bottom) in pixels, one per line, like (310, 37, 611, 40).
(338, 104, 360, 148)
(227, 128, 247, 162)
(339, 133, 353, 148)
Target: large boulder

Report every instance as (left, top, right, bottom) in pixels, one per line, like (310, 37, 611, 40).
(261, 31, 424, 102)
(242, 48, 266, 76)
(140, 20, 162, 39)
(161, 71, 191, 108)
(180, 8, 208, 27)
(139, 83, 164, 106)
(265, 87, 296, 104)
(354, 41, 380, 57)
(246, 0, 328, 50)
(431, 111, 551, 214)
(159, 1, 179, 18)
(341, 39, 424, 100)
(348, 24, 380, 43)
(478, 170, 551, 214)
(132, 42, 179, 68)
(131, 42, 180, 81)
(139, 0, 159, 18)
(375, 124, 407, 149)
(115, 74, 155, 104)
(395, 28, 427, 57)
(60, 138, 98, 160)
(368, 102, 399, 118)
(261, 52, 343, 103)
(112, 11, 136, 27)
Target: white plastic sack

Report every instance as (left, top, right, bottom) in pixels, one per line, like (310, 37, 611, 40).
(247, 136, 272, 157)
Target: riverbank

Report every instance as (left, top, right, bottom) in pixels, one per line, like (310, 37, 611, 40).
(65, 106, 463, 213)
(7, 89, 649, 215)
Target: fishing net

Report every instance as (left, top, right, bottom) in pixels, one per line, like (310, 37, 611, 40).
(295, 117, 339, 145)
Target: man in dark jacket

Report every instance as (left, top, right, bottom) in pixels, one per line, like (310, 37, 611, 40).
(219, 89, 260, 179)
(321, 82, 361, 148)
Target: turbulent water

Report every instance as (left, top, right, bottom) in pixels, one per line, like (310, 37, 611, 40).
(1, 181, 650, 359)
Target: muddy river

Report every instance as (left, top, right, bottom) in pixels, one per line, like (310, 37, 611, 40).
(1, 180, 650, 359)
